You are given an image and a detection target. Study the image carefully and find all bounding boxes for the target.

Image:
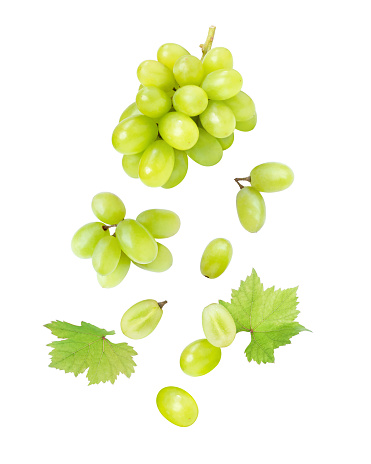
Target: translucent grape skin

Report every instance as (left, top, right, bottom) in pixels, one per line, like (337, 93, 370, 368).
(157, 43, 189, 70)
(116, 219, 158, 264)
(200, 238, 233, 279)
(112, 115, 158, 155)
(122, 153, 142, 178)
(97, 252, 130, 288)
(138, 140, 175, 187)
(71, 222, 109, 259)
(202, 303, 237, 348)
(224, 91, 255, 121)
(200, 101, 236, 138)
(217, 133, 234, 150)
(136, 209, 180, 239)
(156, 387, 198, 427)
(91, 192, 126, 225)
(119, 102, 142, 122)
(137, 60, 176, 91)
(250, 162, 294, 192)
(180, 339, 221, 377)
(92, 235, 121, 276)
(202, 47, 233, 75)
(186, 128, 223, 166)
(136, 86, 171, 119)
(133, 242, 173, 272)
(173, 55, 204, 87)
(172, 85, 208, 117)
(235, 113, 257, 132)
(158, 112, 199, 151)
(236, 186, 266, 233)
(162, 150, 188, 189)
(201, 69, 243, 100)
(121, 299, 166, 339)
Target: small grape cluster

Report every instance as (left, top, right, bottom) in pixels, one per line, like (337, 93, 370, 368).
(71, 192, 180, 288)
(112, 29, 257, 189)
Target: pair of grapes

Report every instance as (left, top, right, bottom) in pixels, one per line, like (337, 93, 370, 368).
(71, 193, 180, 287)
(113, 42, 257, 188)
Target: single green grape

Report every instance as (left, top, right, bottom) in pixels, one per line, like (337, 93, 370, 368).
(173, 55, 204, 87)
(172, 85, 208, 116)
(235, 113, 257, 132)
(202, 47, 233, 75)
(250, 162, 294, 192)
(71, 222, 109, 259)
(119, 102, 142, 122)
(202, 303, 236, 348)
(92, 235, 121, 276)
(236, 186, 266, 233)
(156, 387, 198, 427)
(136, 209, 180, 238)
(133, 242, 173, 272)
(121, 299, 166, 339)
(136, 86, 172, 119)
(158, 112, 199, 150)
(97, 252, 130, 288)
(122, 153, 142, 178)
(162, 149, 188, 189)
(200, 101, 236, 138)
(186, 128, 223, 166)
(180, 339, 221, 377)
(137, 60, 176, 91)
(112, 115, 158, 155)
(217, 133, 234, 150)
(91, 192, 126, 225)
(157, 43, 189, 70)
(138, 140, 175, 187)
(116, 219, 158, 264)
(200, 238, 233, 279)
(224, 91, 255, 121)
(201, 69, 242, 100)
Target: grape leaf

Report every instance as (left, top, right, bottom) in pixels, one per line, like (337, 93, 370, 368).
(219, 269, 309, 364)
(45, 321, 137, 385)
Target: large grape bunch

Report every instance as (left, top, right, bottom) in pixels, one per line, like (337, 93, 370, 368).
(112, 27, 257, 189)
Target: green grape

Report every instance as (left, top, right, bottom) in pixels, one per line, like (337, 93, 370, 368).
(202, 303, 236, 348)
(91, 192, 126, 225)
(156, 387, 198, 427)
(119, 102, 142, 122)
(250, 162, 294, 192)
(172, 85, 208, 116)
(157, 43, 189, 70)
(92, 235, 121, 276)
(138, 140, 175, 187)
(200, 101, 236, 138)
(158, 112, 199, 150)
(112, 115, 158, 155)
(136, 86, 172, 119)
(116, 219, 158, 264)
(162, 149, 188, 189)
(186, 128, 223, 166)
(203, 47, 233, 75)
(122, 153, 142, 178)
(137, 60, 176, 91)
(217, 133, 234, 150)
(173, 55, 204, 87)
(224, 91, 255, 121)
(236, 186, 266, 233)
(71, 222, 109, 259)
(201, 69, 243, 100)
(136, 209, 180, 238)
(133, 242, 173, 272)
(235, 113, 257, 132)
(121, 299, 166, 339)
(97, 252, 130, 288)
(200, 238, 233, 279)
(180, 339, 221, 377)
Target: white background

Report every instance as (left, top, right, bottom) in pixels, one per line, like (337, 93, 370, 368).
(1, 1, 370, 463)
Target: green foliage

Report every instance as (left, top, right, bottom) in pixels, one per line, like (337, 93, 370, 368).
(45, 321, 137, 385)
(219, 269, 309, 364)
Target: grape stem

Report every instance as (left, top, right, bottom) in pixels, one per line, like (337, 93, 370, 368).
(102, 224, 117, 230)
(157, 300, 168, 309)
(200, 25, 216, 61)
(234, 177, 251, 189)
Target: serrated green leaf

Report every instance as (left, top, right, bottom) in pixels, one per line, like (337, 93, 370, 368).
(219, 269, 310, 364)
(45, 321, 137, 385)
